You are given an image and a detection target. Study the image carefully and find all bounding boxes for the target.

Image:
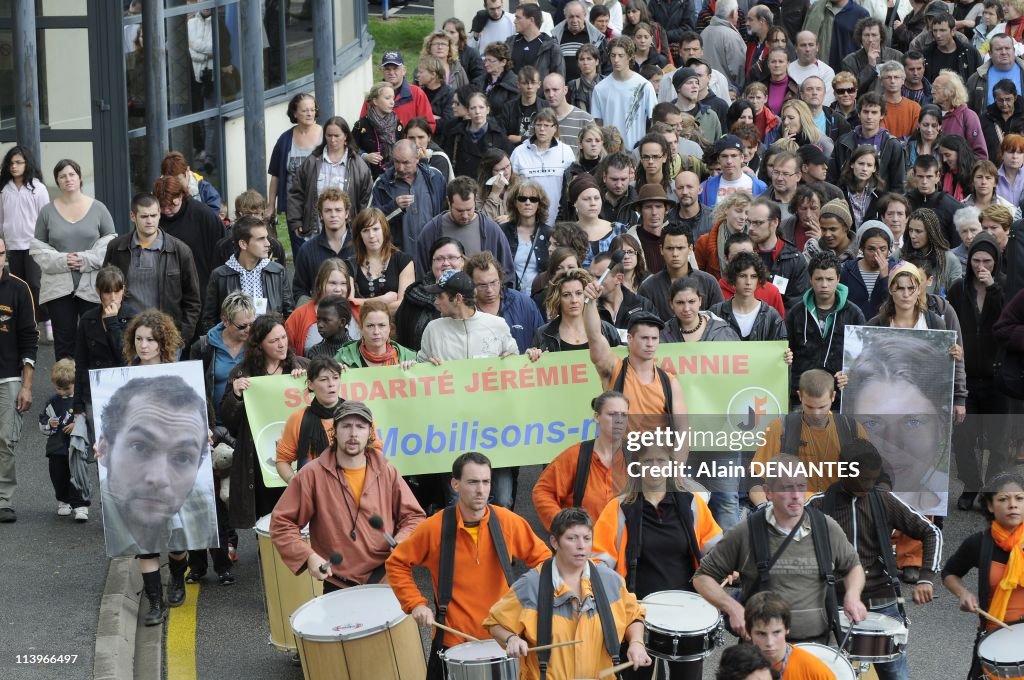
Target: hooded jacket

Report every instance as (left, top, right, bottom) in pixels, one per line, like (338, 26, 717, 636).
(785, 283, 866, 387)
(946, 231, 1006, 380)
(709, 299, 787, 340)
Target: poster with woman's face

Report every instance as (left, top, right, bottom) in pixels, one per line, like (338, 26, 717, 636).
(840, 326, 955, 516)
(90, 361, 219, 557)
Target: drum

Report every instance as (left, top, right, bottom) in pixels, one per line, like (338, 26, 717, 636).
(642, 590, 722, 661)
(838, 611, 908, 662)
(795, 643, 858, 680)
(254, 514, 323, 652)
(290, 585, 426, 680)
(441, 640, 519, 680)
(978, 622, 1024, 678)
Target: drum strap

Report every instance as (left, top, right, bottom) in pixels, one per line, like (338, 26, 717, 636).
(537, 558, 621, 680)
(978, 529, 994, 630)
(622, 492, 698, 593)
(612, 359, 674, 415)
(807, 507, 843, 644)
(573, 440, 597, 510)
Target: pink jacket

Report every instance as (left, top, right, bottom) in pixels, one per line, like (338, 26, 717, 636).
(942, 104, 989, 160)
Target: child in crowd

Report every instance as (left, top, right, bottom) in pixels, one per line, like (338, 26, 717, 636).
(39, 359, 88, 522)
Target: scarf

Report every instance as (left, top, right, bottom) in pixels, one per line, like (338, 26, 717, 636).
(295, 398, 338, 469)
(942, 173, 965, 202)
(359, 340, 399, 366)
(367, 106, 399, 162)
(225, 254, 270, 300)
(990, 521, 1024, 622)
(1009, 16, 1024, 42)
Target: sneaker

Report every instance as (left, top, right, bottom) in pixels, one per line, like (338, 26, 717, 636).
(73, 507, 88, 522)
(228, 545, 239, 562)
(0, 508, 15, 523)
(218, 571, 236, 586)
(57, 502, 72, 516)
(185, 570, 206, 584)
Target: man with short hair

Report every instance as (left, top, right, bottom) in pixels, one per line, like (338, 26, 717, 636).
(497, 65, 549, 146)
(415, 177, 514, 277)
(879, 61, 921, 139)
(292, 188, 356, 302)
(901, 50, 932, 105)
(203, 217, 294, 332)
(672, 67, 722, 144)
(669, 169, 713, 242)
(659, 30, 733, 103)
(464, 251, 543, 353)
(747, 197, 810, 310)
(591, 36, 658, 152)
(103, 192, 202, 341)
(923, 12, 982, 83)
(638, 223, 723, 319)
(744, 591, 840, 678)
(766, 151, 802, 223)
(701, 0, 747, 89)
(907, 154, 964, 246)
(802, 0, 870, 72)
(506, 3, 565, 79)
(362, 51, 434, 129)
(841, 17, 903, 95)
(688, 58, 731, 129)
(789, 31, 837, 105)
(386, 452, 551, 680)
(541, 72, 593, 157)
(0, 238, 35, 524)
(589, 251, 658, 330)
(967, 33, 1024, 112)
(800, 76, 851, 140)
(829, 92, 906, 192)
(550, 0, 606, 82)
(369, 139, 447, 252)
(470, 0, 516, 50)
(597, 152, 639, 224)
(699, 135, 768, 206)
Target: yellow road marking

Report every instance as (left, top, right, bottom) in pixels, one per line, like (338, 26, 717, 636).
(166, 582, 199, 680)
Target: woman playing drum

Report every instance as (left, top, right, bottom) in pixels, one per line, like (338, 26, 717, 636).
(943, 471, 1024, 679)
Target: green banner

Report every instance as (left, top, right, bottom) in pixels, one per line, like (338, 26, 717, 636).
(244, 342, 790, 487)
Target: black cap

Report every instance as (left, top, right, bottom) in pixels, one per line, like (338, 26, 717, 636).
(423, 269, 476, 297)
(672, 67, 700, 90)
(626, 310, 665, 331)
(798, 144, 828, 166)
(713, 135, 743, 155)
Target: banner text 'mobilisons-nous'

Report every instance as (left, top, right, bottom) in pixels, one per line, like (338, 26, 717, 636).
(380, 419, 599, 457)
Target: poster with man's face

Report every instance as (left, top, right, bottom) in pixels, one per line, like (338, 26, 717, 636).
(91, 361, 219, 558)
(841, 326, 956, 516)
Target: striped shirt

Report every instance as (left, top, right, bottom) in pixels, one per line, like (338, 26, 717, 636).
(555, 106, 594, 158)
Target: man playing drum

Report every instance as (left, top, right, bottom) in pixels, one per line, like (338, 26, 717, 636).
(808, 439, 940, 680)
(271, 400, 424, 591)
(745, 591, 837, 679)
(485, 507, 652, 680)
(385, 452, 551, 680)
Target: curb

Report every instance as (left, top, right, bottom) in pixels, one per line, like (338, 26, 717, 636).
(93, 557, 140, 680)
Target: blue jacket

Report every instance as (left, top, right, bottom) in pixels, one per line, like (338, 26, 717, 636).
(499, 288, 545, 353)
(840, 257, 896, 321)
(698, 174, 768, 206)
(268, 128, 295, 214)
(195, 177, 222, 213)
(369, 162, 447, 251)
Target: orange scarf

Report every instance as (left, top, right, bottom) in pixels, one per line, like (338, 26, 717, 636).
(990, 521, 1024, 622)
(359, 341, 399, 367)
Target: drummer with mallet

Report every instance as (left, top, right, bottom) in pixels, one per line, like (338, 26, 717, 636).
(271, 400, 424, 591)
(485, 507, 652, 680)
(385, 451, 551, 680)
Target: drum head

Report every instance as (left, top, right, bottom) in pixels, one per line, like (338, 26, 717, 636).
(838, 611, 905, 634)
(642, 590, 720, 631)
(979, 624, 1024, 664)
(443, 640, 506, 662)
(796, 643, 857, 680)
(290, 585, 406, 641)
(254, 514, 272, 536)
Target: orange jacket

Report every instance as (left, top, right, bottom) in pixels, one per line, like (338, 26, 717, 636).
(532, 441, 627, 531)
(774, 644, 837, 679)
(592, 495, 722, 579)
(694, 221, 725, 280)
(385, 504, 551, 647)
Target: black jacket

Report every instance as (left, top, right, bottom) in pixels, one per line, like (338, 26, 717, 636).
(202, 261, 294, 334)
(214, 232, 286, 268)
(532, 315, 621, 352)
(292, 230, 355, 300)
(460, 45, 486, 89)
(823, 107, 853, 142)
(763, 239, 810, 311)
(484, 71, 521, 112)
(947, 233, 1006, 379)
(0, 269, 37, 380)
(907, 190, 964, 247)
(442, 118, 512, 179)
(500, 220, 551, 292)
(72, 303, 136, 414)
(103, 230, 203, 341)
(159, 196, 227, 295)
(710, 299, 787, 341)
(923, 35, 982, 85)
(648, 0, 694, 43)
(393, 280, 439, 352)
(839, 257, 896, 321)
(352, 115, 405, 179)
(981, 99, 1024, 162)
(423, 82, 455, 125)
(597, 288, 658, 330)
(829, 128, 906, 194)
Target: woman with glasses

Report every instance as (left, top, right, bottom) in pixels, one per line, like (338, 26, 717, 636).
(610, 233, 650, 293)
(284, 259, 358, 357)
(981, 79, 1024, 162)
(510, 109, 575, 227)
(634, 133, 673, 195)
(420, 30, 469, 92)
(501, 179, 551, 295)
(394, 237, 465, 351)
(481, 43, 519, 112)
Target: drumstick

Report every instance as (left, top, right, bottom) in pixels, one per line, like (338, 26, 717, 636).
(431, 622, 480, 641)
(976, 607, 1013, 630)
(527, 640, 582, 653)
(597, 660, 636, 678)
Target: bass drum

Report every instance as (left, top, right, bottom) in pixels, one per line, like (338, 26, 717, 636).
(795, 642, 858, 680)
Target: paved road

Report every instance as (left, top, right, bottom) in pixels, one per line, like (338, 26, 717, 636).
(0, 342, 994, 678)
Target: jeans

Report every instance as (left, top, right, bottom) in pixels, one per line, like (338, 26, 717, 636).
(694, 452, 740, 530)
(867, 601, 910, 680)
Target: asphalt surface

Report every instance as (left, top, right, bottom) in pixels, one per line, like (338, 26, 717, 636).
(0, 341, 995, 679)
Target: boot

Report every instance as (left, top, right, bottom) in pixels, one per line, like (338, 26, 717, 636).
(167, 556, 187, 608)
(142, 571, 166, 627)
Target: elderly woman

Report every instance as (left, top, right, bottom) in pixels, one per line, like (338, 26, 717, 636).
(267, 93, 322, 222)
(482, 42, 519, 112)
(31, 159, 116, 360)
(933, 70, 989, 160)
(420, 30, 469, 91)
(980, 79, 1024, 162)
(831, 71, 861, 128)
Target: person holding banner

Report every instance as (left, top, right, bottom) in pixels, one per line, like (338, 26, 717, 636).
(271, 400, 424, 590)
(385, 452, 550, 680)
(533, 391, 630, 530)
(394, 237, 465, 352)
(530, 268, 622, 353)
(335, 299, 416, 370)
(275, 356, 342, 484)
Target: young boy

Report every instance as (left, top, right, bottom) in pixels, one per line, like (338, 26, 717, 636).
(745, 591, 836, 679)
(306, 295, 351, 359)
(39, 359, 88, 522)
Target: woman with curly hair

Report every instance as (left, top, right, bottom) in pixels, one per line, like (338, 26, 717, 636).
(694, 191, 752, 279)
(420, 30, 469, 91)
(903, 207, 964, 295)
(530, 268, 621, 351)
(933, 70, 989, 159)
(726, 100, 756, 134)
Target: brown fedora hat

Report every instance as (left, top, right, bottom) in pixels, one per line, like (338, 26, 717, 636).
(628, 183, 678, 210)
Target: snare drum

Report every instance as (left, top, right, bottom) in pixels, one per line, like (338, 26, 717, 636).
(290, 585, 426, 680)
(838, 611, 908, 663)
(642, 590, 723, 661)
(441, 640, 519, 680)
(795, 643, 858, 680)
(978, 622, 1024, 678)
(254, 514, 323, 652)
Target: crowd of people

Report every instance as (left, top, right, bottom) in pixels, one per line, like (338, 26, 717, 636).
(9, 0, 1024, 677)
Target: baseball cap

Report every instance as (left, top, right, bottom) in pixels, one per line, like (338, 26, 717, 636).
(335, 400, 374, 424)
(382, 51, 404, 66)
(626, 310, 665, 332)
(714, 135, 743, 155)
(672, 67, 700, 90)
(424, 269, 477, 297)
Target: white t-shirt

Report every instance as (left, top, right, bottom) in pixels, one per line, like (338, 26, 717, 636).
(591, 73, 658, 152)
(788, 60, 837, 106)
(733, 305, 759, 338)
(716, 174, 754, 201)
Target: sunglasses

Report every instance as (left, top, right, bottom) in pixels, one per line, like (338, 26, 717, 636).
(231, 320, 253, 330)
(835, 87, 856, 95)
(517, 195, 540, 203)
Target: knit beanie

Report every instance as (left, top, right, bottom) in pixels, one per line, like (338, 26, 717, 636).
(568, 174, 601, 206)
(820, 199, 853, 231)
(855, 219, 894, 249)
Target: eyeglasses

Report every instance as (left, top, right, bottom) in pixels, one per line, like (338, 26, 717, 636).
(231, 320, 253, 330)
(432, 254, 464, 264)
(640, 154, 664, 162)
(620, 249, 637, 256)
(773, 170, 798, 178)
(835, 87, 857, 95)
(517, 195, 540, 203)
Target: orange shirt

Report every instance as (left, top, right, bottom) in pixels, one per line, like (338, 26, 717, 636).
(532, 441, 628, 531)
(881, 97, 921, 139)
(343, 466, 367, 507)
(987, 561, 1024, 631)
(275, 407, 335, 464)
(774, 645, 838, 679)
(752, 416, 869, 494)
(606, 357, 673, 416)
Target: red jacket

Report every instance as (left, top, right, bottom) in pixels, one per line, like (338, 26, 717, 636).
(359, 80, 435, 130)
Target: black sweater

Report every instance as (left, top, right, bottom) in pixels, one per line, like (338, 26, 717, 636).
(0, 269, 37, 380)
